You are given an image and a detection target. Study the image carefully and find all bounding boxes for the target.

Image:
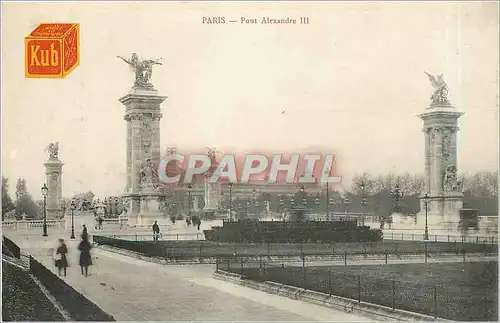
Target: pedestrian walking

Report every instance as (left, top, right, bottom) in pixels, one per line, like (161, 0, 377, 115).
(98, 216, 104, 230)
(82, 224, 88, 238)
(54, 238, 68, 277)
(78, 234, 93, 276)
(152, 221, 160, 241)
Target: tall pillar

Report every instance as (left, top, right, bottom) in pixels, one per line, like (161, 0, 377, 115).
(44, 144, 64, 219)
(418, 74, 464, 227)
(120, 87, 167, 225)
(203, 149, 221, 218)
(117, 53, 168, 226)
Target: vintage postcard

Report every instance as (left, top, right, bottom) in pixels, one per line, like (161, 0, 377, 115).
(1, 1, 498, 322)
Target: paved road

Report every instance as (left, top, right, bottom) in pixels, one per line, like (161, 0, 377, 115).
(22, 238, 371, 321)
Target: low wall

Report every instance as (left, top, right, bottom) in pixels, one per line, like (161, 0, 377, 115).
(213, 270, 450, 322)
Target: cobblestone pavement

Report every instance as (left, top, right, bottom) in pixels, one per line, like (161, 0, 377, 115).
(24, 238, 371, 321)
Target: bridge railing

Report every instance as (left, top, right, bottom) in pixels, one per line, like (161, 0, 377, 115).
(2, 220, 65, 230)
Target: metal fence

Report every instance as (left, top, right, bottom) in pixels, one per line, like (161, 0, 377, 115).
(96, 231, 498, 245)
(383, 232, 498, 244)
(104, 232, 205, 241)
(93, 235, 498, 262)
(217, 258, 498, 321)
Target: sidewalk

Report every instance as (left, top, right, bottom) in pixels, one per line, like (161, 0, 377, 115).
(28, 239, 372, 321)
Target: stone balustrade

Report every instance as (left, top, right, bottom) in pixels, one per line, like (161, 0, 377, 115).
(2, 219, 66, 230)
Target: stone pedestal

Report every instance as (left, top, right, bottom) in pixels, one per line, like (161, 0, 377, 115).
(193, 196, 200, 212)
(44, 158, 64, 219)
(203, 181, 220, 219)
(120, 86, 167, 225)
(203, 182, 220, 208)
(136, 187, 165, 225)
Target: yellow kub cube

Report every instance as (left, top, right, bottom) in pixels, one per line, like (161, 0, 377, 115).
(25, 23, 80, 78)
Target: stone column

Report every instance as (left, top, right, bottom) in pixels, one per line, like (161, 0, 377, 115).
(44, 158, 64, 219)
(125, 119, 132, 193)
(120, 87, 167, 225)
(418, 103, 464, 223)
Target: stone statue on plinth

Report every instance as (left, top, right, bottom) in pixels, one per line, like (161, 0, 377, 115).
(424, 72, 450, 105)
(117, 53, 162, 88)
(203, 147, 221, 215)
(46, 142, 59, 160)
(443, 165, 462, 193)
(140, 158, 159, 189)
(44, 142, 64, 219)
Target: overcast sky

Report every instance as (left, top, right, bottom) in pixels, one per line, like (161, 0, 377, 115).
(2, 1, 498, 199)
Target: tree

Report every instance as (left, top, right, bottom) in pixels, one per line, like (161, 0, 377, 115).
(15, 178, 27, 201)
(2, 177, 15, 220)
(14, 178, 39, 219)
(71, 191, 95, 211)
(462, 172, 498, 197)
(351, 172, 376, 195)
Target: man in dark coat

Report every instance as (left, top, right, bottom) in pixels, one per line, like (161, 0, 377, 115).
(152, 221, 160, 241)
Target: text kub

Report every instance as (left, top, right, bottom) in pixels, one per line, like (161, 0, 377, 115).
(25, 23, 80, 78)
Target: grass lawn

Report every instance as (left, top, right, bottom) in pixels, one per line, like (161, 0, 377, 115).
(96, 235, 497, 259)
(2, 261, 65, 321)
(230, 261, 498, 321)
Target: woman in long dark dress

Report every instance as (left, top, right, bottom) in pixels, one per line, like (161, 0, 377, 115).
(54, 238, 68, 277)
(78, 234, 92, 276)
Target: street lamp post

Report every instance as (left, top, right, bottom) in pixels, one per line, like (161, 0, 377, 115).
(328, 198, 335, 220)
(252, 188, 257, 216)
(325, 180, 330, 219)
(344, 198, 350, 215)
(279, 197, 285, 218)
(229, 182, 234, 220)
(300, 185, 307, 208)
(187, 184, 193, 220)
(391, 183, 404, 213)
(360, 182, 367, 226)
(70, 199, 76, 239)
(314, 197, 320, 219)
(423, 193, 430, 241)
(41, 184, 48, 237)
